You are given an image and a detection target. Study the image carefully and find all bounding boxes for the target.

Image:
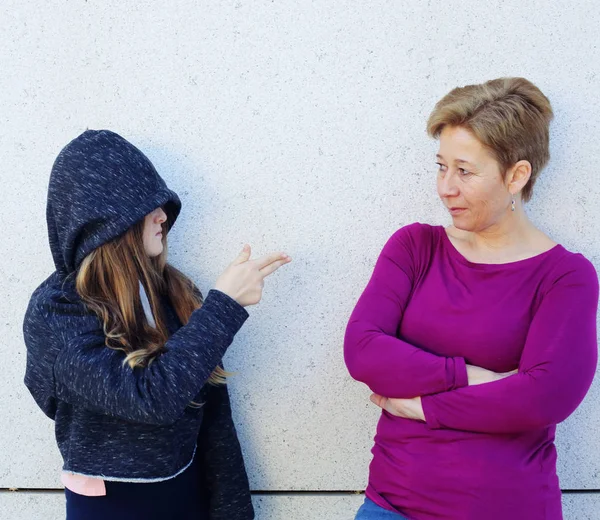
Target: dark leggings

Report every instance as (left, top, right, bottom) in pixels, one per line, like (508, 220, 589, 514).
(65, 457, 208, 520)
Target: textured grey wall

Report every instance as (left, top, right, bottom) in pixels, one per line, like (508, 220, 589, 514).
(2, 0, 599, 518)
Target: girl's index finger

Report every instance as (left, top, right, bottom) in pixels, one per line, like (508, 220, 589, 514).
(253, 252, 289, 270)
(259, 257, 292, 277)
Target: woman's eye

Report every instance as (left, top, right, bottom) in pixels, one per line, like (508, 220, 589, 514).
(458, 168, 470, 176)
(436, 163, 447, 172)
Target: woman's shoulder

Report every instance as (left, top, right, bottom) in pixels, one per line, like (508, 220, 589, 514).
(376, 223, 442, 276)
(388, 221, 439, 240)
(544, 246, 599, 290)
(384, 222, 441, 254)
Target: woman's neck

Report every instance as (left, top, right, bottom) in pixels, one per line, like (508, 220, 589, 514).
(471, 209, 535, 251)
(449, 208, 555, 263)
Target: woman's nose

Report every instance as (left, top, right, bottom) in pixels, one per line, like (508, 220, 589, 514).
(438, 173, 460, 198)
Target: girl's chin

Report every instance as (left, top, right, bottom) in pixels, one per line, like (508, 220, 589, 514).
(144, 246, 164, 257)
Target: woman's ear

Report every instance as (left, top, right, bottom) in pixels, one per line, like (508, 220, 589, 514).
(507, 160, 532, 196)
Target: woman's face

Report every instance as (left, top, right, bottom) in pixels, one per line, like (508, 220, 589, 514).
(143, 207, 167, 257)
(436, 125, 512, 232)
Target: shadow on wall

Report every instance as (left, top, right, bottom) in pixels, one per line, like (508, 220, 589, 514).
(139, 142, 300, 490)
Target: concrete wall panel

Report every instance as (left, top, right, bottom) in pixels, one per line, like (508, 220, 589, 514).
(2, 0, 599, 508)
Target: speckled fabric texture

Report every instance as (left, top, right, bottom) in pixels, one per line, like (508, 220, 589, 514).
(23, 130, 254, 519)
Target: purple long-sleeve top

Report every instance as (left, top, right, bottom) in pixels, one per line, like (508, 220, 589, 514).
(344, 223, 599, 520)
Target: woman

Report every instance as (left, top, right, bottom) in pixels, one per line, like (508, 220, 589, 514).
(344, 78, 598, 519)
(23, 129, 290, 519)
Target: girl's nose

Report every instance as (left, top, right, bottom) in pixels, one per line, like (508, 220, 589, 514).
(155, 208, 167, 224)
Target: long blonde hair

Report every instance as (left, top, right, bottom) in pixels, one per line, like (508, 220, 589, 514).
(75, 218, 227, 386)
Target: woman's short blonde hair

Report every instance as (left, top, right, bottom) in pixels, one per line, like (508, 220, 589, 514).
(427, 77, 553, 202)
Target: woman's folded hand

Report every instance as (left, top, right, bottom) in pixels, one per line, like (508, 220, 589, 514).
(369, 394, 426, 422)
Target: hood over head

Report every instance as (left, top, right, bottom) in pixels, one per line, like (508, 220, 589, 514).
(46, 130, 181, 277)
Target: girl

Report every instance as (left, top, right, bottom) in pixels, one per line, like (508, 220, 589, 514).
(23, 129, 290, 519)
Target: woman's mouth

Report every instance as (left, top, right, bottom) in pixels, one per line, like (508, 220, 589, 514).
(449, 207, 467, 216)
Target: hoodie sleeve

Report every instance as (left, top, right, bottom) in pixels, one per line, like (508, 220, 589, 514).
(196, 377, 254, 520)
(421, 256, 599, 434)
(48, 289, 248, 426)
(344, 225, 468, 398)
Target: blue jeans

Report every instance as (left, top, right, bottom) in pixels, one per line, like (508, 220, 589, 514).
(355, 497, 409, 519)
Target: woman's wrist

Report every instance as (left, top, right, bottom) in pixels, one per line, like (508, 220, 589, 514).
(466, 364, 517, 386)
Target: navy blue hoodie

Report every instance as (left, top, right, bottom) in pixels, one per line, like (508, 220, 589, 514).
(23, 130, 254, 519)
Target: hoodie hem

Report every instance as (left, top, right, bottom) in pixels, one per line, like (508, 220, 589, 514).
(62, 445, 196, 484)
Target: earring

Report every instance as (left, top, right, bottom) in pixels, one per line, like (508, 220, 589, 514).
(511, 199, 516, 212)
